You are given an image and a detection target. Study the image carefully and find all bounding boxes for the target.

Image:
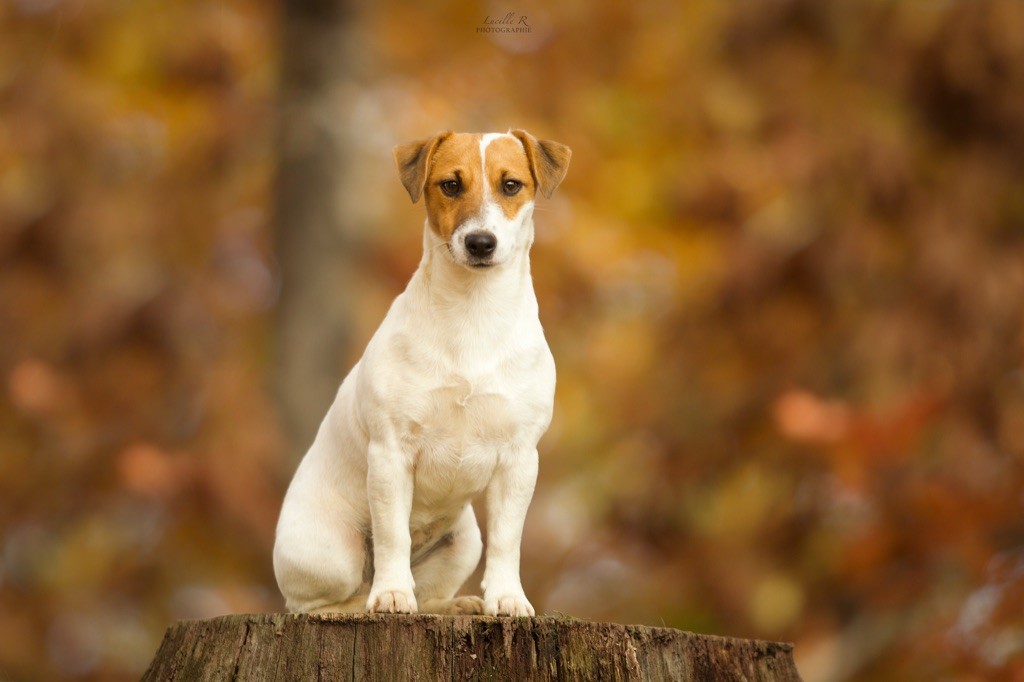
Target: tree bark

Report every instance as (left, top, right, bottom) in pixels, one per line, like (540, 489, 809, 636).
(273, 0, 360, 454)
(142, 613, 803, 681)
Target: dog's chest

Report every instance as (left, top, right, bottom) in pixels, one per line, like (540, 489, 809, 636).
(396, 350, 551, 504)
(407, 371, 526, 484)
(364, 284, 555, 510)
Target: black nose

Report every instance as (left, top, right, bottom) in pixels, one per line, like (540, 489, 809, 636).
(464, 231, 497, 258)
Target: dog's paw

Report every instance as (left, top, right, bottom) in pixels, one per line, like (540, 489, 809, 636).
(450, 595, 486, 614)
(367, 589, 418, 614)
(484, 593, 535, 617)
(421, 595, 485, 615)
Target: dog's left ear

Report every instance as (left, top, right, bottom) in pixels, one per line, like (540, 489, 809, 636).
(393, 132, 452, 203)
(512, 129, 572, 199)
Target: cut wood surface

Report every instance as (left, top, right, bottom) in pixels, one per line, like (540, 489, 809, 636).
(142, 613, 802, 681)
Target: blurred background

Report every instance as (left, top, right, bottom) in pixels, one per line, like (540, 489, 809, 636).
(2, 0, 1023, 680)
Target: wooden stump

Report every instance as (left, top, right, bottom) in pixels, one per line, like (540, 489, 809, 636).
(142, 613, 802, 681)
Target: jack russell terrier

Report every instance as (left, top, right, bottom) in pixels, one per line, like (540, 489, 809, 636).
(273, 130, 571, 616)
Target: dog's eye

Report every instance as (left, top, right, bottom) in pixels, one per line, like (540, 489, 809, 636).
(440, 180, 461, 197)
(502, 179, 523, 196)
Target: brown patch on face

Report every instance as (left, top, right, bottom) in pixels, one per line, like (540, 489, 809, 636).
(482, 136, 537, 220)
(422, 133, 484, 240)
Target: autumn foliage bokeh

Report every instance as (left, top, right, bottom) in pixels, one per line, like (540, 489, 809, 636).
(2, 1, 1023, 680)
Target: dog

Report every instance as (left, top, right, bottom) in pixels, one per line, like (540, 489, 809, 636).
(273, 130, 571, 616)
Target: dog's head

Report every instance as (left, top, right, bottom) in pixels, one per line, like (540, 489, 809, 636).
(394, 130, 571, 269)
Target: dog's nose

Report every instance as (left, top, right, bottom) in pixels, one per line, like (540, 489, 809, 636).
(465, 232, 497, 258)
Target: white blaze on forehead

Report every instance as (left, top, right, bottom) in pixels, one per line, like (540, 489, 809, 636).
(479, 133, 514, 199)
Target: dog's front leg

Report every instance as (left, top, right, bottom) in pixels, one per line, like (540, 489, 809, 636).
(482, 446, 539, 617)
(366, 438, 418, 613)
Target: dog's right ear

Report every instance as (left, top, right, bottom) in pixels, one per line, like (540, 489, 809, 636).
(511, 129, 572, 199)
(393, 132, 452, 203)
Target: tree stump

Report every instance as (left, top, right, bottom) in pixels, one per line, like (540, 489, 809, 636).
(141, 613, 802, 681)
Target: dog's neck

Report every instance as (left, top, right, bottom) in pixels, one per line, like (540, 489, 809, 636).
(407, 221, 538, 337)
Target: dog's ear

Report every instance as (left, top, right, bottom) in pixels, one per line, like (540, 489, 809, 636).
(393, 132, 452, 203)
(512, 129, 572, 199)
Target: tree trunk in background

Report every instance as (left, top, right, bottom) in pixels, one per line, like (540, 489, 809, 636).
(274, 0, 358, 454)
(142, 614, 803, 681)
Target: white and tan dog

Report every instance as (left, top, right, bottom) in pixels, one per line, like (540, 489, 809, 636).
(273, 130, 571, 616)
